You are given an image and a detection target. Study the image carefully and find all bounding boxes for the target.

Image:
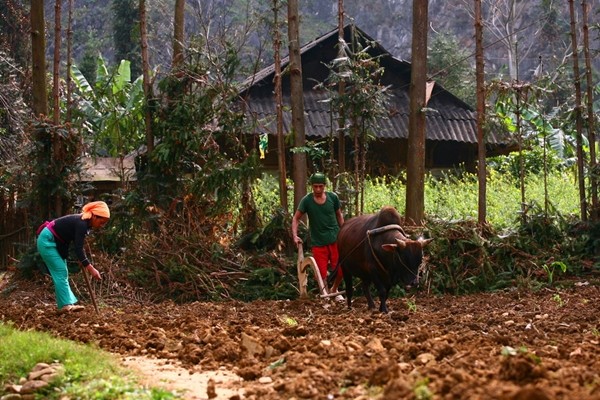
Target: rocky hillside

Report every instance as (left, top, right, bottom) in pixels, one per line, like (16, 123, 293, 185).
(44, 0, 600, 82)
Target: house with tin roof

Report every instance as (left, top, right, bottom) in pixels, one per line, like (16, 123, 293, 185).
(238, 24, 514, 175)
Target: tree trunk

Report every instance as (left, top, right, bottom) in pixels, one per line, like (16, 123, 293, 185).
(52, 0, 63, 216)
(172, 0, 185, 69)
(475, 0, 486, 226)
(336, 0, 346, 174)
(66, 0, 74, 124)
(139, 0, 154, 154)
(517, 87, 526, 223)
(568, 0, 587, 221)
(581, 0, 597, 220)
(405, 0, 428, 225)
(52, 0, 61, 127)
(287, 0, 307, 209)
(353, 115, 359, 214)
(272, 0, 288, 212)
(31, 0, 49, 218)
(31, 0, 48, 118)
(506, 0, 518, 80)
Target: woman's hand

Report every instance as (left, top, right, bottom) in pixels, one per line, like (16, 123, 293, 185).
(86, 264, 102, 280)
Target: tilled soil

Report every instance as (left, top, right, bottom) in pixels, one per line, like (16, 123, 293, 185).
(1, 273, 599, 400)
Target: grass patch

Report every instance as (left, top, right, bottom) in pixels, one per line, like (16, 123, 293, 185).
(0, 322, 177, 399)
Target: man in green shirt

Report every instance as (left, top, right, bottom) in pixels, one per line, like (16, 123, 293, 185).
(291, 173, 345, 299)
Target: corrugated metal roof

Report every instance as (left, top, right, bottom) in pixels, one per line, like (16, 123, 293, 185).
(240, 24, 512, 148)
(245, 90, 508, 145)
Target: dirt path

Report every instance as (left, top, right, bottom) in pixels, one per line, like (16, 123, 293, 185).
(121, 356, 244, 399)
(1, 274, 599, 399)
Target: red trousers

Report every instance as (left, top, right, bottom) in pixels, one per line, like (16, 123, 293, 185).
(312, 243, 343, 281)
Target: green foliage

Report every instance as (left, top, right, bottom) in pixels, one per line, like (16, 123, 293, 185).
(425, 170, 579, 230)
(314, 30, 391, 214)
(290, 141, 329, 171)
(424, 199, 588, 295)
(414, 377, 433, 400)
(29, 121, 81, 219)
(111, 0, 141, 78)
(551, 293, 564, 307)
(424, 219, 497, 293)
(70, 56, 146, 157)
(234, 266, 297, 301)
(251, 168, 580, 231)
(251, 173, 286, 220)
(144, 44, 258, 213)
(488, 147, 566, 181)
(236, 207, 293, 252)
(405, 298, 417, 312)
(78, 49, 98, 86)
(542, 261, 567, 285)
(428, 32, 475, 107)
(323, 41, 389, 125)
(501, 346, 540, 364)
(488, 76, 582, 170)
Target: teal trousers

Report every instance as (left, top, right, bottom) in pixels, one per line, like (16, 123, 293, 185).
(36, 228, 77, 309)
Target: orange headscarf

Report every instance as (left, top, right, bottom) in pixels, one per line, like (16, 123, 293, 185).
(81, 201, 110, 220)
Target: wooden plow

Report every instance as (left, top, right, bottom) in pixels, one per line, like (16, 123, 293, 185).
(296, 243, 345, 299)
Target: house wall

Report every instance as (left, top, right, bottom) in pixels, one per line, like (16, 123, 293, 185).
(248, 135, 478, 176)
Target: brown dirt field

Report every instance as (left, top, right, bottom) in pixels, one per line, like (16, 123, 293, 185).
(1, 272, 599, 400)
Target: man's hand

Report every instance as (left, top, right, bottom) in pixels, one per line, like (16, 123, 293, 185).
(86, 264, 102, 280)
(293, 235, 303, 246)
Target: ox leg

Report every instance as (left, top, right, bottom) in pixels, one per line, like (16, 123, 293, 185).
(343, 271, 353, 309)
(363, 280, 376, 310)
(372, 281, 389, 313)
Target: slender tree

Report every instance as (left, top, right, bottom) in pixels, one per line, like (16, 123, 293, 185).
(272, 0, 288, 211)
(31, 0, 51, 219)
(172, 0, 185, 69)
(31, 0, 48, 118)
(568, 0, 587, 221)
(52, 0, 61, 127)
(336, 0, 346, 175)
(405, 0, 428, 225)
(288, 0, 307, 209)
(52, 0, 63, 215)
(140, 0, 153, 154)
(318, 38, 389, 215)
(66, 0, 74, 124)
(581, 0, 597, 220)
(475, 0, 487, 226)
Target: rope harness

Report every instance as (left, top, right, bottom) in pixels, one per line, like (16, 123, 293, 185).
(366, 224, 405, 281)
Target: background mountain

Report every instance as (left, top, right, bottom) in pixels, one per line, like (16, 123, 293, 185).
(42, 0, 599, 87)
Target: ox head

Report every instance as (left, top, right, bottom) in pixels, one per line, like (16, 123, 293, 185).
(381, 237, 433, 286)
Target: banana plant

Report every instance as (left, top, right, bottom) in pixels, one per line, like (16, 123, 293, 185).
(70, 55, 146, 157)
(491, 85, 581, 165)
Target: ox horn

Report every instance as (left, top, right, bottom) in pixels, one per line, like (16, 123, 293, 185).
(418, 237, 434, 247)
(395, 238, 407, 249)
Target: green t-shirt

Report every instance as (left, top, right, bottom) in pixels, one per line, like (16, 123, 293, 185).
(298, 191, 341, 247)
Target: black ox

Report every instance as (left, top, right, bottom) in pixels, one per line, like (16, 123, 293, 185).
(336, 206, 433, 313)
